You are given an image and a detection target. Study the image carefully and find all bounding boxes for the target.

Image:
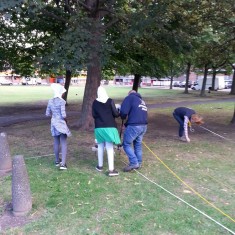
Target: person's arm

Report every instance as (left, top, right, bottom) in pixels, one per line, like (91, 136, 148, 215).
(120, 97, 130, 120)
(111, 100, 120, 118)
(60, 102, 68, 123)
(45, 102, 51, 117)
(183, 116, 190, 142)
(61, 104, 67, 119)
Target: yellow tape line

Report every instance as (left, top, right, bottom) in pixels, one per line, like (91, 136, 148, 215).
(143, 141, 235, 223)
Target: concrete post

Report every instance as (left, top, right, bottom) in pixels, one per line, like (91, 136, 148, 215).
(12, 155, 32, 216)
(0, 132, 12, 173)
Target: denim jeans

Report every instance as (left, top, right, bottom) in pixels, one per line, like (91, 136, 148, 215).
(123, 125, 147, 166)
(173, 112, 184, 137)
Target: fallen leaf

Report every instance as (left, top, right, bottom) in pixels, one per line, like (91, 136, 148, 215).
(183, 190, 192, 194)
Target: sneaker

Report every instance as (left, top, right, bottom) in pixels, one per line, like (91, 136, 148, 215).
(55, 159, 62, 166)
(123, 164, 139, 172)
(60, 164, 67, 170)
(96, 166, 103, 172)
(179, 136, 187, 142)
(108, 170, 119, 176)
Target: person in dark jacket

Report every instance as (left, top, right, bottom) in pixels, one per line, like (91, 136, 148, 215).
(92, 86, 121, 176)
(173, 107, 204, 142)
(120, 90, 148, 172)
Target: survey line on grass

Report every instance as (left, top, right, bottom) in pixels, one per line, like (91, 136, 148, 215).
(142, 141, 235, 224)
(134, 169, 235, 235)
(120, 159, 235, 234)
(200, 126, 235, 143)
(23, 152, 234, 234)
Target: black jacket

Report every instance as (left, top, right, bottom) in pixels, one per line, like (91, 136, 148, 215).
(92, 98, 119, 128)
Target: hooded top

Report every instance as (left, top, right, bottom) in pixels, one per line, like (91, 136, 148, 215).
(92, 86, 119, 128)
(51, 83, 66, 99)
(120, 91, 148, 127)
(96, 86, 109, 103)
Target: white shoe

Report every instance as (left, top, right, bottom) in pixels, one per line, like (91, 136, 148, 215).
(179, 136, 187, 142)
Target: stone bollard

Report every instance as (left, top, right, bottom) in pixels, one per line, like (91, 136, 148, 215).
(0, 132, 12, 173)
(12, 155, 32, 216)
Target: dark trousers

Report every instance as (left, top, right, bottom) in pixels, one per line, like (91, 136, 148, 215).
(173, 112, 184, 137)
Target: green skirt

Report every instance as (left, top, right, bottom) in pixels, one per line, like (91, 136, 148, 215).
(94, 128, 121, 145)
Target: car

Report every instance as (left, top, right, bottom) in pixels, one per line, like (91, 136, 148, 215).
(21, 77, 37, 85)
(179, 81, 192, 88)
(191, 84, 200, 90)
(173, 81, 181, 87)
(101, 79, 109, 85)
(224, 81, 232, 89)
(179, 81, 186, 87)
(0, 78, 13, 85)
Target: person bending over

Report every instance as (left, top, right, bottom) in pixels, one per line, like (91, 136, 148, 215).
(173, 107, 204, 143)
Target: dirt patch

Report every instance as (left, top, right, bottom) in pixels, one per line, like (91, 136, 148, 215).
(0, 203, 35, 232)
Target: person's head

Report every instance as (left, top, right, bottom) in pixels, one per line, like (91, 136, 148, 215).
(128, 90, 136, 95)
(191, 114, 204, 125)
(51, 83, 66, 99)
(96, 86, 109, 103)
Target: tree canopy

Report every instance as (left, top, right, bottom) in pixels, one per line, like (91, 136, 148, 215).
(0, 0, 234, 128)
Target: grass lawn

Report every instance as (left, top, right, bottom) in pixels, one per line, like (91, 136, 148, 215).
(0, 85, 235, 234)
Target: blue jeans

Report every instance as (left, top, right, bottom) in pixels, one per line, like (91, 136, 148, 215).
(173, 112, 184, 137)
(123, 125, 147, 166)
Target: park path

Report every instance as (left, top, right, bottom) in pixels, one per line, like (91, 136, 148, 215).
(0, 98, 234, 127)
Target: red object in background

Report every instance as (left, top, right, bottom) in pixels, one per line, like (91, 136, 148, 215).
(49, 77, 56, 83)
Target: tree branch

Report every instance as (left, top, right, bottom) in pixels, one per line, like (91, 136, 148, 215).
(41, 9, 68, 23)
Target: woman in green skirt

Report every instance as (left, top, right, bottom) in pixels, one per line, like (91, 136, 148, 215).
(92, 86, 121, 176)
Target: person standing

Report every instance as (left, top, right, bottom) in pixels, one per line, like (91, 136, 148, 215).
(173, 107, 204, 142)
(92, 86, 121, 177)
(120, 90, 148, 172)
(46, 83, 71, 170)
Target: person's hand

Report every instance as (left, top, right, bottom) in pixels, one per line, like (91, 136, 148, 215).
(186, 138, 190, 142)
(115, 104, 121, 112)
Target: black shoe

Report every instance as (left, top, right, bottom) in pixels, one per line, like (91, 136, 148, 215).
(123, 164, 139, 172)
(108, 170, 119, 176)
(96, 166, 103, 172)
(55, 158, 62, 166)
(60, 164, 67, 170)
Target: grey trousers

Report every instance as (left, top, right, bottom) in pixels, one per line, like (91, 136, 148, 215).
(53, 134, 67, 165)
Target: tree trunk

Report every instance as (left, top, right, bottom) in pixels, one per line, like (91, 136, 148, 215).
(211, 67, 216, 91)
(76, 13, 102, 130)
(229, 65, 235, 95)
(231, 103, 235, 124)
(64, 70, 71, 104)
(72, 0, 104, 130)
(184, 62, 191, 94)
(78, 60, 101, 130)
(132, 74, 141, 92)
(200, 64, 209, 97)
(169, 76, 173, 90)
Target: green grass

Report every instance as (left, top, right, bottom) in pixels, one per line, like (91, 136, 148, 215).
(0, 86, 234, 234)
(0, 85, 232, 105)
